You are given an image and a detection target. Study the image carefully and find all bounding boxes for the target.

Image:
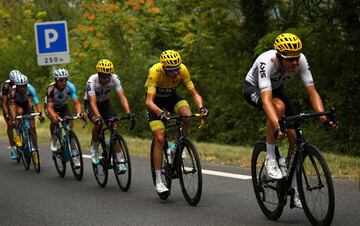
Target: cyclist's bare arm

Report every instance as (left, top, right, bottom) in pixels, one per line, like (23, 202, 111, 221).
(145, 93, 163, 116)
(46, 99, 58, 121)
(188, 88, 204, 109)
(89, 95, 101, 120)
(116, 90, 131, 114)
(305, 85, 326, 122)
(2, 95, 8, 115)
(72, 98, 83, 115)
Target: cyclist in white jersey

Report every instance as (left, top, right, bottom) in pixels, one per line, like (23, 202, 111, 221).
(243, 33, 337, 208)
(84, 59, 135, 167)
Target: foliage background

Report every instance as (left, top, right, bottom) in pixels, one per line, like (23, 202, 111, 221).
(0, 0, 359, 155)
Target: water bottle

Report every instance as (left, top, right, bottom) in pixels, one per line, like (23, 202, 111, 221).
(14, 134, 22, 147)
(166, 143, 176, 164)
(278, 157, 288, 177)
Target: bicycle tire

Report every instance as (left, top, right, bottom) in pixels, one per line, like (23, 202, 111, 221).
(21, 133, 31, 170)
(297, 144, 335, 225)
(53, 135, 66, 177)
(178, 137, 202, 206)
(111, 134, 131, 191)
(16, 147, 21, 163)
(69, 132, 83, 181)
(92, 140, 109, 187)
(251, 142, 283, 221)
(150, 139, 171, 200)
(31, 146, 41, 173)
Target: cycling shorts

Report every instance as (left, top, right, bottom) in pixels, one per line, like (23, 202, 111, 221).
(44, 104, 72, 119)
(243, 80, 298, 127)
(84, 99, 116, 120)
(146, 92, 189, 132)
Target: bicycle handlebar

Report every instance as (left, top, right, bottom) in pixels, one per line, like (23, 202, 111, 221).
(16, 112, 41, 119)
(105, 115, 135, 130)
(279, 107, 337, 132)
(59, 116, 87, 128)
(166, 113, 206, 129)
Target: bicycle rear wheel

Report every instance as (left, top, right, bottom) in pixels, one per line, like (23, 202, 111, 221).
(297, 144, 335, 225)
(69, 132, 83, 181)
(178, 137, 202, 206)
(92, 140, 109, 187)
(251, 142, 283, 221)
(150, 139, 172, 200)
(111, 134, 131, 191)
(53, 135, 66, 177)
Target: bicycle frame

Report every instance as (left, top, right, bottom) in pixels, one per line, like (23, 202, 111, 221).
(277, 108, 337, 197)
(98, 116, 131, 163)
(55, 116, 83, 162)
(163, 114, 203, 175)
(16, 113, 40, 154)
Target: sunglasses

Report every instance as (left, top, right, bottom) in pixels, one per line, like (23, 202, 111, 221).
(164, 67, 180, 73)
(285, 56, 300, 62)
(56, 78, 68, 82)
(99, 73, 112, 79)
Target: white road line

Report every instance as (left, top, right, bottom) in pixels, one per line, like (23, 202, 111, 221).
(83, 154, 252, 180)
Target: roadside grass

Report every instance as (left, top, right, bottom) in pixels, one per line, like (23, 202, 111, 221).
(1, 119, 359, 181)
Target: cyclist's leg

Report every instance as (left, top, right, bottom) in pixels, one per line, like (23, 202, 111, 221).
(3, 109, 16, 154)
(174, 96, 191, 132)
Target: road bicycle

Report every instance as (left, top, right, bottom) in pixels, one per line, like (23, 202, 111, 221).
(92, 115, 134, 191)
(14, 112, 41, 173)
(251, 108, 337, 225)
(150, 113, 205, 206)
(52, 116, 86, 180)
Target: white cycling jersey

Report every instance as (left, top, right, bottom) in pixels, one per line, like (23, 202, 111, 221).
(245, 50, 314, 92)
(84, 73, 123, 102)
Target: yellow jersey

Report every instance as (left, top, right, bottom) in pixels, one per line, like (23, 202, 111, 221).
(145, 63, 195, 97)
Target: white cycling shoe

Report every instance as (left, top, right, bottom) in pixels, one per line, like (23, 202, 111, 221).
(291, 188, 303, 209)
(155, 182, 169, 194)
(265, 157, 283, 179)
(91, 148, 99, 165)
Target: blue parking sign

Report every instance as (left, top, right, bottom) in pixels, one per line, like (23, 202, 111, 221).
(35, 21, 69, 54)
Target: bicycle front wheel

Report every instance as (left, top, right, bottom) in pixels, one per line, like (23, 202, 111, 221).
(53, 135, 66, 177)
(251, 142, 283, 221)
(111, 134, 131, 191)
(92, 140, 108, 187)
(69, 132, 83, 181)
(297, 144, 335, 225)
(150, 139, 171, 200)
(31, 146, 41, 173)
(178, 137, 202, 206)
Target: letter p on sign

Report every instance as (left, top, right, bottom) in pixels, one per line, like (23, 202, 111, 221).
(35, 21, 69, 54)
(44, 29, 59, 48)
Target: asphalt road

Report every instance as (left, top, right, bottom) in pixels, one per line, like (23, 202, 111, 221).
(0, 139, 359, 225)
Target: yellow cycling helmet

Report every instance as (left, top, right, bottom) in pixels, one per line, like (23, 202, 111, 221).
(274, 33, 302, 57)
(160, 50, 182, 67)
(96, 59, 114, 74)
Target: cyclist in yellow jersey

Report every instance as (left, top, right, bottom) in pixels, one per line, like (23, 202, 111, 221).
(145, 50, 208, 194)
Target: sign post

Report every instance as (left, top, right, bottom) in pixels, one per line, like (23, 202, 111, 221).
(34, 21, 70, 66)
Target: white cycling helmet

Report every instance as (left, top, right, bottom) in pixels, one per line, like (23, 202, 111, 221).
(53, 68, 69, 80)
(14, 73, 28, 86)
(9, 70, 22, 82)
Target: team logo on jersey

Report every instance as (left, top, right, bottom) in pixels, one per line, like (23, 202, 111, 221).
(260, 62, 266, 78)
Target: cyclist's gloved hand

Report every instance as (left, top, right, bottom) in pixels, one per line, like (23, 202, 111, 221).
(158, 111, 170, 122)
(322, 120, 337, 132)
(5, 114, 10, 121)
(12, 119, 18, 128)
(273, 127, 286, 140)
(199, 107, 209, 117)
(77, 112, 86, 120)
(127, 112, 136, 129)
(38, 113, 45, 123)
(94, 116, 104, 125)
